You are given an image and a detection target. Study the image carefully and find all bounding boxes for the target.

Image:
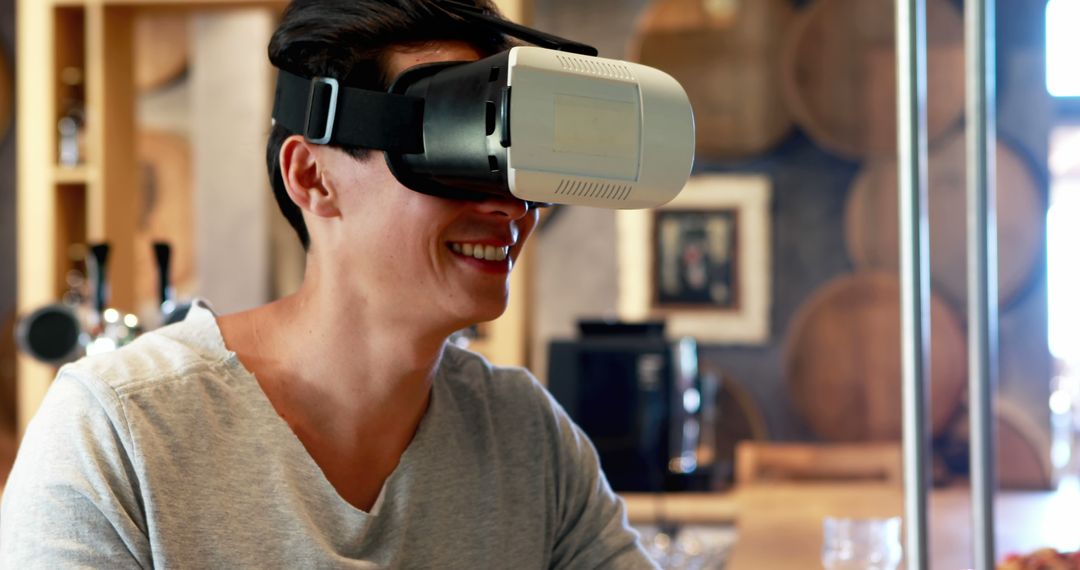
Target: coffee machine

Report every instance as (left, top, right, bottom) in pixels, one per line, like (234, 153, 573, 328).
(547, 321, 715, 492)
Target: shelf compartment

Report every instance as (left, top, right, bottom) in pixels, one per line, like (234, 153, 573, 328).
(54, 6, 87, 168)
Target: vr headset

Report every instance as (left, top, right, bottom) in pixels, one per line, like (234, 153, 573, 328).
(271, 1, 694, 209)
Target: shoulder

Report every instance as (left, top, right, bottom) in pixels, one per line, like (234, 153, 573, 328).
(438, 344, 566, 433)
(437, 344, 589, 460)
(27, 302, 245, 451)
(439, 344, 540, 393)
(62, 301, 236, 399)
(439, 344, 553, 406)
(441, 346, 603, 464)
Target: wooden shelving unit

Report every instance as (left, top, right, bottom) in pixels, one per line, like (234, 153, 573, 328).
(15, 0, 531, 435)
(15, 0, 289, 436)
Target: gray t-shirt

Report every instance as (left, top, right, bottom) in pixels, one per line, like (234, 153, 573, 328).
(1, 303, 655, 569)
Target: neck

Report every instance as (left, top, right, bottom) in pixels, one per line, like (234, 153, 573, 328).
(215, 256, 465, 511)
(220, 263, 454, 451)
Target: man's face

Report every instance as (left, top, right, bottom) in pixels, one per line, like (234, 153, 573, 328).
(314, 41, 540, 332)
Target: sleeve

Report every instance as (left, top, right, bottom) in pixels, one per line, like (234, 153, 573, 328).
(530, 378, 659, 570)
(0, 371, 152, 569)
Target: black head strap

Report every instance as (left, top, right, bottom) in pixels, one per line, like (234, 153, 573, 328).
(272, 69, 426, 153)
(436, 0, 597, 56)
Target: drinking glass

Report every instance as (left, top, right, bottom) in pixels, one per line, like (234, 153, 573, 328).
(821, 516, 903, 570)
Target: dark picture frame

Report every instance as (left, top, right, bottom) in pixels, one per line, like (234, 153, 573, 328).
(652, 208, 740, 310)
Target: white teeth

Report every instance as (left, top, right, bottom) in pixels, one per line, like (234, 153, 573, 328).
(449, 242, 509, 262)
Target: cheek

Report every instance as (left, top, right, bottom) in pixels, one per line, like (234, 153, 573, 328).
(519, 209, 541, 245)
(365, 196, 454, 265)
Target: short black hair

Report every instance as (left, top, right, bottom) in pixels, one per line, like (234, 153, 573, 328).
(267, 0, 513, 250)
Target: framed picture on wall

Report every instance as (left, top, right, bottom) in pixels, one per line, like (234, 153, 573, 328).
(617, 174, 772, 344)
(653, 208, 739, 308)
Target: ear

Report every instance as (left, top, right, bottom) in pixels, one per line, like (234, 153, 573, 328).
(279, 135, 341, 218)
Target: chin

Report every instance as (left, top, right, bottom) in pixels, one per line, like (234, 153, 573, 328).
(438, 281, 512, 331)
(455, 297, 509, 329)
(472, 303, 509, 325)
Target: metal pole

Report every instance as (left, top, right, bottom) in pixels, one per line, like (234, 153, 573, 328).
(966, 0, 999, 566)
(896, 0, 932, 568)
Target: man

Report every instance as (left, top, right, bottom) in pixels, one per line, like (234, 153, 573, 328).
(0, 1, 656, 567)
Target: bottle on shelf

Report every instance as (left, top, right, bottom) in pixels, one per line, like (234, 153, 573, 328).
(57, 66, 86, 167)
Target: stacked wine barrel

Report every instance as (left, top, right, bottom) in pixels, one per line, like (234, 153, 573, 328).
(630, 0, 1045, 457)
(630, 0, 796, 160)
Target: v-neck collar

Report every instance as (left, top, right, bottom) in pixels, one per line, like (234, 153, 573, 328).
(181, 300, 445, 518)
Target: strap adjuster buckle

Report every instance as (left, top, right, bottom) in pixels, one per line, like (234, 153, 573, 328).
(304, 77, 339, 145)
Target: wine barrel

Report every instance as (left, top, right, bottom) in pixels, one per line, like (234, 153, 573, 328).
(135, 11, 189, 92)
(711, 371, 770, 489)
(781, 0, 965, 159)
(785, 272, 968, 441)
(944, 399, 1054, 489)
(630, 0, 795, 160)
(844, 131, 1043, 309)
(996, 399, 1053, 489)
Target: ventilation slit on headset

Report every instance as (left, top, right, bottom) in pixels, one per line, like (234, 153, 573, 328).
(550, 179, 633, 200)
(550, 178, 640, 201)
(488, 155, 499, 172)
(485, 101, 497, 135)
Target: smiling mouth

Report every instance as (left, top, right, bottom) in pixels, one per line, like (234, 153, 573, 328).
(448, 242, 510, 262)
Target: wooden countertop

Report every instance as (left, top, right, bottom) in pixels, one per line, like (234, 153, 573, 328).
(622, 492, 738, 525)
(621, 481, 1080, 569)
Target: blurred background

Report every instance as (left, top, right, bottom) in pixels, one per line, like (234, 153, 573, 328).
(1, 0, 1078, 567)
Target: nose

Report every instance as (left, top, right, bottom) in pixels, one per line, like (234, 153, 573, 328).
(471, 193, 531, 220)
